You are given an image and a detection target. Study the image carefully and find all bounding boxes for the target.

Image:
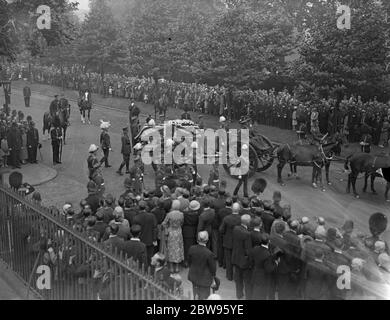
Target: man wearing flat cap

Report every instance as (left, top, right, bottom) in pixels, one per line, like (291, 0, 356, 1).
(117, 127, 131, 175)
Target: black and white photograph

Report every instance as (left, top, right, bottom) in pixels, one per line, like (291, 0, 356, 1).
(0, 0, 390, 305)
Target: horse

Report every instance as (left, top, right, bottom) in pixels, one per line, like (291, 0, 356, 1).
(43, 98, 71, 144)
(276, 134, 342, 190)
(344, 152, 390, 198)
(78, 90, 92, 124)
(362, 167, 390, 201)
(289, 133, 346, 187)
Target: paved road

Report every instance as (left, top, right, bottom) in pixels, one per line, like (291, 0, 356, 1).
(3, 84, 390, 299)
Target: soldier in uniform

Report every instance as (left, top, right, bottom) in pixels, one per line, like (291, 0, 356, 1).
(117, 127, 131, 175)
(208, 163, 220, 188)
(181, 106, 191, 120)
(23, 85, 31, 108)
(50, 117, 62, 165)
(87, 144, 104, 180)
(49, 95, 60, 118)
(100, 121, 111, 168)
(360, 126, 372, 153)
(232, 144, 250, 198)
(129, 156, 144, 195)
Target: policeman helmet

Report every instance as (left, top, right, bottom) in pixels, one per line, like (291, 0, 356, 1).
(89, 144, 99, 153)
(134, 143, 143, 150)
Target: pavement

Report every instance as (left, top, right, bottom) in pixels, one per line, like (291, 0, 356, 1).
(1, 80, 390, 299)
(0, 260, 39, 300)
(0, 163, 57, 188)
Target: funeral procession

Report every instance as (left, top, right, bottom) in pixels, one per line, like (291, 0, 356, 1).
(1, 0, 390, 304)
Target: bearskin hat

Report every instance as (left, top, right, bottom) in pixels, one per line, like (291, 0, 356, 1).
(251, 178, 267, 194)
(369, 213, 388, 237)
(165, 178, 177, 191)
(9, 171, 23, 190)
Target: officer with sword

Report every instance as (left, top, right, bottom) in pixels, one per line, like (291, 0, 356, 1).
(50, 117, 62, 165)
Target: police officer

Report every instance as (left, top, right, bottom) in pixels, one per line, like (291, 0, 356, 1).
(232, 144, 249, 198)
(117, 127, 132, 175)
(50, 117, 62, 165)
(50, 95, 60, 118)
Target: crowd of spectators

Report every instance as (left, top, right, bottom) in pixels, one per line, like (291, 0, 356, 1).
(0, 107, 40, 169)
(5, 64, 390, 146)
(14, 166, 390, 300)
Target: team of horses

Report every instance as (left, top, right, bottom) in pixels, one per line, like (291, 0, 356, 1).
(275, 132, 390, 201)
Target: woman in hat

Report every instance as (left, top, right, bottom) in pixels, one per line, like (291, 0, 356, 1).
(162, 200, 185, 273)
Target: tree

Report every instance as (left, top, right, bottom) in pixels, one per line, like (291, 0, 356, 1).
(0, 0, 15, 62)
(2, 0, 78, 59)
(193, 2, 295, 88)
(125, 0, 219, 80)
(291, 0, 390, 101)
(76, 0, 126, 85)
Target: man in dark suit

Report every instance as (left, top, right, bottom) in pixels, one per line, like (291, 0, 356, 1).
(249, 234, 278, 300)
(232, 214, 252, 299)
(27, 121, 39, 163)
(103, 223, 125, 253)
(91, 210, 108, 242)
(23, 85, 31, 107)
(7, 122, 22, 169)
(260, 200, 275, 234)
(197, 199, 215, 250)
(219, 202, 241, 280)
(133, 201, 157, 265)
(251, 217, 264, 247)
(188, 231, 216, 300)
(123, 224, 147, 269)
(304, 248, 331, 300)
(215, 197, 233, 267)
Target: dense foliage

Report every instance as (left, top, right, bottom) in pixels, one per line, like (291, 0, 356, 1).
(2, 0, 390, 101)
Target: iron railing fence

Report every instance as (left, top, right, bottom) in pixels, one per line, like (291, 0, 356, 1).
(0, 183, 181, 300)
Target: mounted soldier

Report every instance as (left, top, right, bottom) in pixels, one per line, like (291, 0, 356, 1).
(49, 95, 60, 118)
(129, 101, 140, 145)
